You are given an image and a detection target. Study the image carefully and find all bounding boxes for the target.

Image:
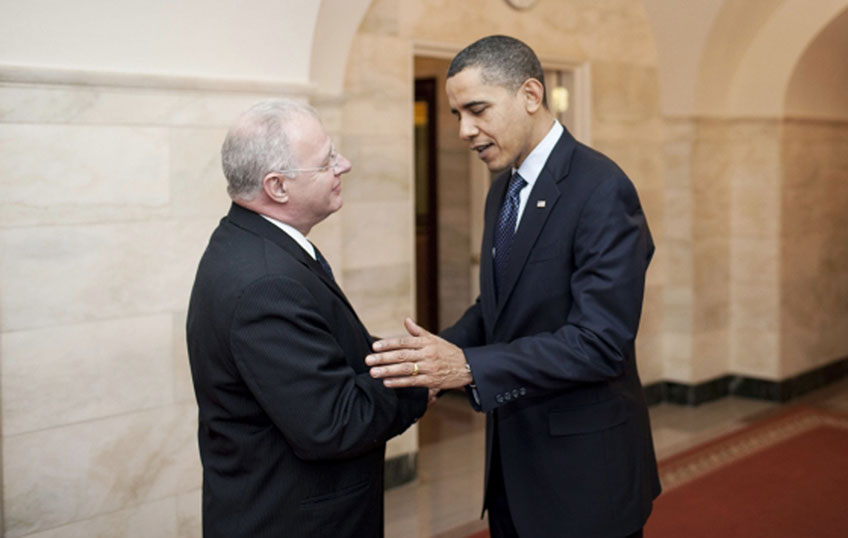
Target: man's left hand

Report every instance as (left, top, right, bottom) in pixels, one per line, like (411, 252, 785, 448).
(366, 318, 472, 390)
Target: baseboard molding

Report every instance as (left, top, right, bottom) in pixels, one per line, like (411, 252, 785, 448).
(384, 452, 417, 490)
(643, 356, 848, 406)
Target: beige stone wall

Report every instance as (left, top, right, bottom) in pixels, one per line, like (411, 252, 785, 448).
(663, 119, 782, 383)
(662, 116, 848, 384)
(0, 80, 310, 537)
(780, 120, 848, 377)
(727, 121, 782, 380)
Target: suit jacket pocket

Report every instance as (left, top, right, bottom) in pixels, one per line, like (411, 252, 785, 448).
(548, 398, 627, 436)
(299, 479, 370, 507)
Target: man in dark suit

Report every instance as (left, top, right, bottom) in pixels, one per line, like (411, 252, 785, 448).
(367, 36, 660, 537)
(186, 99, 428, 538)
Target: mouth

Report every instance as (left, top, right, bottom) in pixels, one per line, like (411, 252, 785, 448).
(472, 142, 495, 160)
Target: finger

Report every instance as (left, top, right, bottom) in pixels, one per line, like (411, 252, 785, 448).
(365, 349, 413, 366)
(369, 360, 421, 379)
(371, 335, 424, 352)
(383, 374, 428, 389)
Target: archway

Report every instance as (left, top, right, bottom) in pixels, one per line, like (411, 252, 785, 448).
(779, 6, 848, 378)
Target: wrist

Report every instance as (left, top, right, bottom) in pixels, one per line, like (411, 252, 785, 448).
(463, 359, 474, 385)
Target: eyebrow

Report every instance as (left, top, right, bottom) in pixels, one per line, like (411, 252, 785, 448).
(450, 100, 488, 115)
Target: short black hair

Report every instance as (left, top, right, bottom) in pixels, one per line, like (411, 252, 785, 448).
(448, 35, 546, 105)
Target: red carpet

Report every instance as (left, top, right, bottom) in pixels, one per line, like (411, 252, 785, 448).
(646, 406, 848, 537)
(463, 406, 848, 538)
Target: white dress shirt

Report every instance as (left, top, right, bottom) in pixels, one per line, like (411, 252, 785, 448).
(512, 120, 564, 231)
(261, 215, 318, 260)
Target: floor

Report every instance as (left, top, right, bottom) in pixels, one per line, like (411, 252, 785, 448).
(385, 377, 848, 537)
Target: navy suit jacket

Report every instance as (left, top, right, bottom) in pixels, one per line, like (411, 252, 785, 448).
(186, 203, 427, 538)
(442, 127, 661, 537)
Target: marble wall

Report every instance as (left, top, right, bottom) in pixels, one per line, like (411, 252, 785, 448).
(780, 119, 848, 377)
(661, 116, 848, 385)
(661, 118, 777, 383)
(0, 79, 313, 537)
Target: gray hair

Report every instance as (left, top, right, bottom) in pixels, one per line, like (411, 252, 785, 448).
(447, 35, 547, 107)
(221, 98, 318, 200)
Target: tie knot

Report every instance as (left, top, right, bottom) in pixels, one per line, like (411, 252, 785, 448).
(508, 172, 527, 198)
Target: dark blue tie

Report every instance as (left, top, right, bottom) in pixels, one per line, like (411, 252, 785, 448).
(314, 247, 335, 282)
(494, 171, 526, 297)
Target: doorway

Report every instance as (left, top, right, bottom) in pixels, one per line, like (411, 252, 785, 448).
(413, 77, 439, 332)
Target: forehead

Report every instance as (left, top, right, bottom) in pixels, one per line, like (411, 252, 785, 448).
(446, 67, 512, 108)
(291, 114, 330, 158)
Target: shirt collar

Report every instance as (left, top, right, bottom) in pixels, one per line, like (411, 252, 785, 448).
(260, 215, 317, 260)
(514, 120, 563, 187)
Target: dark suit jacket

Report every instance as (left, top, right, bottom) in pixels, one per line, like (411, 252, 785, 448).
(186, 203, 427, 538)
(442, 127, 661, 537)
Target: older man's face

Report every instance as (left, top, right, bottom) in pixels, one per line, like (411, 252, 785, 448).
(285, 114, 351, 230)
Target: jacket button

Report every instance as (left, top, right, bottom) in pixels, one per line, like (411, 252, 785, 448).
(512, 389, 519, 398)
(496, 394, 504, 404)
(519, 387, 526, 396)
(504, 392, 512, 401)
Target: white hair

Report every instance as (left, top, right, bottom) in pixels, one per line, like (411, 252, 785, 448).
(221, 99, 318, 200)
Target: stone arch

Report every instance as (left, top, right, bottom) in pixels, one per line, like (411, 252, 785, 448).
(696, 0, 848, 117)
(784, 6, 848, 119)
(309, 0, 373, 95)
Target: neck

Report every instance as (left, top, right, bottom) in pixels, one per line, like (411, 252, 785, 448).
(530, 112, 556, 148)
(515, 111, 555, 168)
(233, 197, 312, 236)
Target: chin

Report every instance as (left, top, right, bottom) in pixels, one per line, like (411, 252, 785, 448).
(486, 160, 511, 172)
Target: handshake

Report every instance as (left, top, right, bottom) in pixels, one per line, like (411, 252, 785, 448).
(366, 318, 473, 392)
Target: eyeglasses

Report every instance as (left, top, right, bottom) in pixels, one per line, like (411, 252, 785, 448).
(277, 145, 342, 178)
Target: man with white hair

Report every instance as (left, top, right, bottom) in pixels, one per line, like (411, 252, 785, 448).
(186, 99, 428, 537)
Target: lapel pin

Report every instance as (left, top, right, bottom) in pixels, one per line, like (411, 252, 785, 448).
(536, 200, 546, 208)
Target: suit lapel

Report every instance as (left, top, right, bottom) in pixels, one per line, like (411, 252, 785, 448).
(494, 172, 560, 315)
(226, 203, 359, 316)
(492, 129, 577, 321)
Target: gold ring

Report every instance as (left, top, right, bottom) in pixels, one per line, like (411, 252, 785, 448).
(411, 362, 419, 376)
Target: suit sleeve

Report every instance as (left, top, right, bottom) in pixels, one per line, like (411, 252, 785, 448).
(230, 275, 427, 460)
(464, 173, 653, 412)
(440, 296, 486, 348)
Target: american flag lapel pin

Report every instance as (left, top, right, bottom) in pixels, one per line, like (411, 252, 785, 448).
(536, 200, 546, 208)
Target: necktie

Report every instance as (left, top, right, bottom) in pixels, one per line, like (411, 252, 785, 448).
(494, 171, 526, 297)
(314, 247, 335, 282)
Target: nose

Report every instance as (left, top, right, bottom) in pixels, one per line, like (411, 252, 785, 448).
(334, 152, 352, 175)
(458, 116, 478, 141)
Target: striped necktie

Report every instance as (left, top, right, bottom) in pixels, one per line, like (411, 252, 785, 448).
(493, 171, 526, 297)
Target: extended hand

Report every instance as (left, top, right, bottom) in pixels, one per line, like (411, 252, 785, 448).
(366, 318, 473, 390)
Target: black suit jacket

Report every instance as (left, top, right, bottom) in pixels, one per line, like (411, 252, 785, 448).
(442, 127, 661, 537)
(186, 203, 427, 538)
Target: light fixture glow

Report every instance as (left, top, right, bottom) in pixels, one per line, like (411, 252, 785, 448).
(551, 86, 569, 113)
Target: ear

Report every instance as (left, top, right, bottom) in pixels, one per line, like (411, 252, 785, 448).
(263, 172, 289, 203)
(520, 78, 545, 114)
